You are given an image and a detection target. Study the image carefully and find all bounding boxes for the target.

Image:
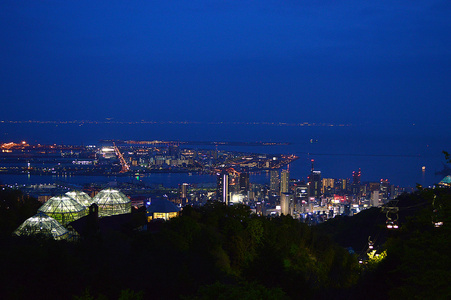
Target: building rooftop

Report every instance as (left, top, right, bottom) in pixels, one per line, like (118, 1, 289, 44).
(146, 198, 181, 214)
(439, 175, 451, 186)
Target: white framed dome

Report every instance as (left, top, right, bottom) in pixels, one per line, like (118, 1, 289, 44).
(65, 190, 93, 207)
(38, 195, 88, 225)
(13, 212, 69, 240)
(92, 188, 131, 217)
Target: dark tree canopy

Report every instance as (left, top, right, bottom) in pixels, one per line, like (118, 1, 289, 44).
(1, 188, 449, 299)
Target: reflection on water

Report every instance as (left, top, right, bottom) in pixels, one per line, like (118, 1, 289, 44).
(0, 122, 449, 187)
(0, 172, 272, 188)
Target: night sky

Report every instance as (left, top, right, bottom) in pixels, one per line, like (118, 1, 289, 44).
(1, 1, 450, 125)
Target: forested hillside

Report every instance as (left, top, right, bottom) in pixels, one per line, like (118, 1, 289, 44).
(0, 187, 449, 299)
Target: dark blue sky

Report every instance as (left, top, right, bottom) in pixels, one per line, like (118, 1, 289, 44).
(1, 1, 450, 125)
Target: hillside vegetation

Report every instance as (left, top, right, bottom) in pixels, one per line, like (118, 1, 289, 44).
(0, 187, 449, 299)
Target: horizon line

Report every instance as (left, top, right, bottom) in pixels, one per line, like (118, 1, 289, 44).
(0, 120, 352, 127)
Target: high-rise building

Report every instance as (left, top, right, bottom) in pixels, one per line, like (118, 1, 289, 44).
(342, 179, 347, 193)
(371, 191, 380, 207)
(334, 178, 347, 195)
(270, 170, 280, 193)
(359, 184, 368, 198)
(216, 171, 229, 204)
(228, 171, 239, 194)
(180, 183, 188, 199)
(308, 160, 321, 199)
(351, 169, 362, 196)
(390, 185, 399, 200)
(322, 178, 334, 195)
(168, 145, 180, 159)
(295, 184, 308, 212)
(352, 169, 361, 185)
(308, 171, 322, 198)
(368, 182, 380, 192)
(280, 170, 290, 194)
(239, 172, 250, 194)
(280, 193, 291, 215)
(380, 179, 390, 202)
(180, 183, 189, 205)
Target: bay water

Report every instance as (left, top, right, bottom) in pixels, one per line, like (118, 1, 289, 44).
(1, 122, 449, 188)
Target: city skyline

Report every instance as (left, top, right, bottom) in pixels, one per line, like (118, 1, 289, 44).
(1, 1, 450, 191)
(0, 2, 450, 296)
(0, 139, 424, 191)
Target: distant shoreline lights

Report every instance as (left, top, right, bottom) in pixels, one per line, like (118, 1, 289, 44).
(0, 120, 351, 127)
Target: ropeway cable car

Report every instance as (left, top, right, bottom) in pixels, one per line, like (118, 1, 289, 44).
(368, 236, 374, 250)
(432, 195, 444, 228)
(382, 202, 400, 230)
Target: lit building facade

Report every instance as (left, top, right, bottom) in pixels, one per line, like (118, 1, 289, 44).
(308, 171, 322, 199)
(322, 178, 334, 195)
(239, 172, 250, 194)
(270, 170, 280, 193)
(280, 169, 290, 194)
(146, 199, 181, 221)
(280, 193, 291, 215)
(217, 171, 229, 204)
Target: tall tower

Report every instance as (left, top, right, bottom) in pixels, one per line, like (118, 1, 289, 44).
(322, 178, 334, 196)
(217, 171, 229, 204)
(181, 183, 188, 198)
(380, 179, 390, 202)
(280, 169, 290, 194)
(270, 170, 280, 194)
(308, 159, 321, 199)
(280, 193, 291, 215)
(352, 168, 361, 185)
(239, 171, 250, 194)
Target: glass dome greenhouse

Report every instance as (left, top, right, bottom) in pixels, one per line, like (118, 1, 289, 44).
(92, 188, 131, 217)
(13, 212, 69, 240)
(38, 195, 88, 225)
(65, 190, 93, 207)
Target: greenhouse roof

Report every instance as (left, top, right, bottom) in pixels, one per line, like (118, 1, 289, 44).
(439, 175, 451, 184)
(38, 195, 86, 214)
(13, 212, 69, 240)
(93, 189, 131, 205)
(66, 190, 93, 207)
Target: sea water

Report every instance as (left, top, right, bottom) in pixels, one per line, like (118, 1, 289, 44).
(0, 122, 449, 188)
